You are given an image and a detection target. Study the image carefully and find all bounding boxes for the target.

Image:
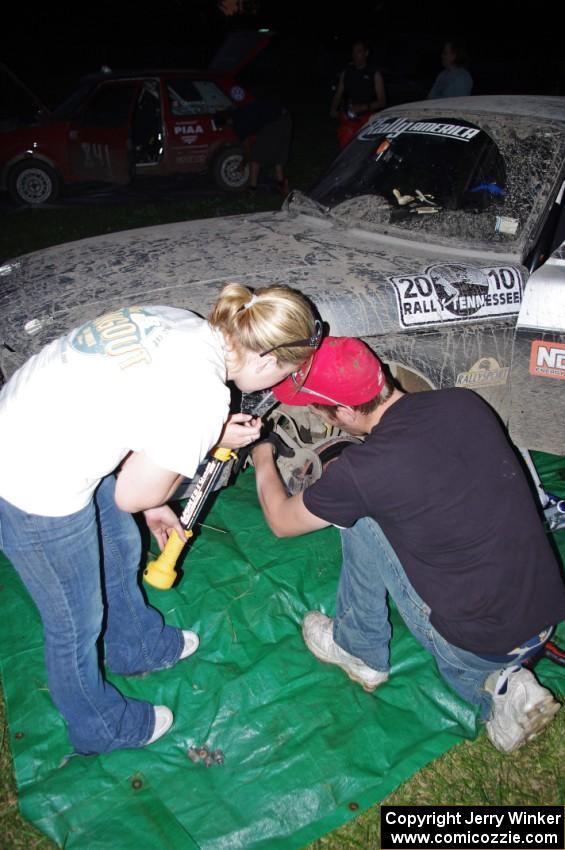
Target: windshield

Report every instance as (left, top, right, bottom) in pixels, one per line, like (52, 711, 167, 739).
(49, 77, 101, 120)
(305, 115, 512, 244)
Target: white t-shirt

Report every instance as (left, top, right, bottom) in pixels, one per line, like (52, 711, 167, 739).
(0, 306, 230, 516)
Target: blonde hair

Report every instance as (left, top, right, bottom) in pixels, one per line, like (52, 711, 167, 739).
(209, 282, 316, 367)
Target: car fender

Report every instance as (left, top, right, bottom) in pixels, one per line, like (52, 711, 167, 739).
(205, 134, 241, 166)
(0, 151, 60, 191)
(508, 238, 565, 455)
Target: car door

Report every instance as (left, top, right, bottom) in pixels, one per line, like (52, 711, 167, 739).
(67, 80, 140, 184)
(163, 77, 236, 171)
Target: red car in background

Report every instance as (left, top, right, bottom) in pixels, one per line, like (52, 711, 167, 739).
(0, 31, 271, 205)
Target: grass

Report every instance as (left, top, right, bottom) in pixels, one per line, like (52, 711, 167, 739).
(1, 108, 564, 849)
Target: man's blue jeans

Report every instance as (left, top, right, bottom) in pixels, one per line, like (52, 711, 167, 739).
(0, 475, 183, 754)
(333, 517, 542, 720)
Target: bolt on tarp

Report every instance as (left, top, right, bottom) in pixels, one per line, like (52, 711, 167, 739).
(1, 456, 564, 850)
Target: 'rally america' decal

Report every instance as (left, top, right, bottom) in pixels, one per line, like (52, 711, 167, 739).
(390, 263, 523, 328)
(359, 116, 481, 143)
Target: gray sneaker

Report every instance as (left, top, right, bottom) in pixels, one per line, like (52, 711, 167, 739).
(302, 612, 388, 692)
(485, 666, 560, 753)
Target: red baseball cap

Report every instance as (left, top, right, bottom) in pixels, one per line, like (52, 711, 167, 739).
(273, 336, 385, 406)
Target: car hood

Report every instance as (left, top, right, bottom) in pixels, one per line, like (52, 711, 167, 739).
(0, 208, 527, 378)
(0, 63, 50, 124)
(208, 29, 273, 76)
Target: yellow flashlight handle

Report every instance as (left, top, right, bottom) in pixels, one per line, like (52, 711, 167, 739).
(143, 528, 194, 589)
(143, 445, 236, 589)
(211, 446, 234, 462)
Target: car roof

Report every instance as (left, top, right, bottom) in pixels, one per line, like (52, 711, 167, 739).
(79, 69, 231, 82)
(389, 95, 565, 126)
(48, 69, 235, 119)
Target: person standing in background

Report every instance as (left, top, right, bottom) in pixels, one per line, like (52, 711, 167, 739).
(330, 40, 386, 148)
(228, 98, 292, 196)
(428, 40, 473, 99)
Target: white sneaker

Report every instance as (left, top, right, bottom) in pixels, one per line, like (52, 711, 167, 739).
(179, 629, 200, 660)
(485, 666, 560, 753)
(145, 705, 173, 746)
(302, 612, 388, 692)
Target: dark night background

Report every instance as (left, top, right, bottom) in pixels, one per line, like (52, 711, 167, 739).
(3, 0, 564, 117)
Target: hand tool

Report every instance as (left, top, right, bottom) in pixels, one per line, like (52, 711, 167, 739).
(143, 389, 277, 589)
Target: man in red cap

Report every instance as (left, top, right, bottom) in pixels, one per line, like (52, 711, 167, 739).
(252, 336, 565, 753)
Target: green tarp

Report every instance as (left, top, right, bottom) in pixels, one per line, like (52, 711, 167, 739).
(1, 456, 564, 849)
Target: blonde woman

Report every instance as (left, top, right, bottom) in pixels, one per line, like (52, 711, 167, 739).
(0, 283, 319, 755)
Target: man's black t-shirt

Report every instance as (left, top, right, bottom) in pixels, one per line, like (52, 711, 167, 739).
(342, 63, 377, 110)
(303, 388, 565, 655)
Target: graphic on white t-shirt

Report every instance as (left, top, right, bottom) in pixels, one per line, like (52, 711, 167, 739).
(71, 307, 167, 369)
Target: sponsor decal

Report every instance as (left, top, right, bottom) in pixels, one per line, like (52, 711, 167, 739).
(495, 215, 519, 236)
(390, 262, 523, 327)
(175, 153, 206, 164)
(174, 123, 207, 147)
(174, 123, 204, 145)
(359, 116, 481, 143)
(456, 357, 509, 388)
(529, 340, 565, 380)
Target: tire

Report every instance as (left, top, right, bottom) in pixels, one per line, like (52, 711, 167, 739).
(8, 160, 60, 206)
(211, 146, 249, 191)
(316, 436, 363, 468)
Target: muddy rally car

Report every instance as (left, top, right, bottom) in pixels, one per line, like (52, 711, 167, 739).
(1, 94, 565, 465)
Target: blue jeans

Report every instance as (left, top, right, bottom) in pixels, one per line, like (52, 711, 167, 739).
(334, 517, 544, 720)
(0, 475, 183, 754)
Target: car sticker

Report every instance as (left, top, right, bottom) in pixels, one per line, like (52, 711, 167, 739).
(359, 116, 481, 143)
(230, 85, 245, 101)
(529, 340, 565, 380)
(455, 357, 509, 388)
(176, 153, 206, 164)
(174, 123, 204, 138)
(495, 215, 519, 235)
(390, 262, 523, 328)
